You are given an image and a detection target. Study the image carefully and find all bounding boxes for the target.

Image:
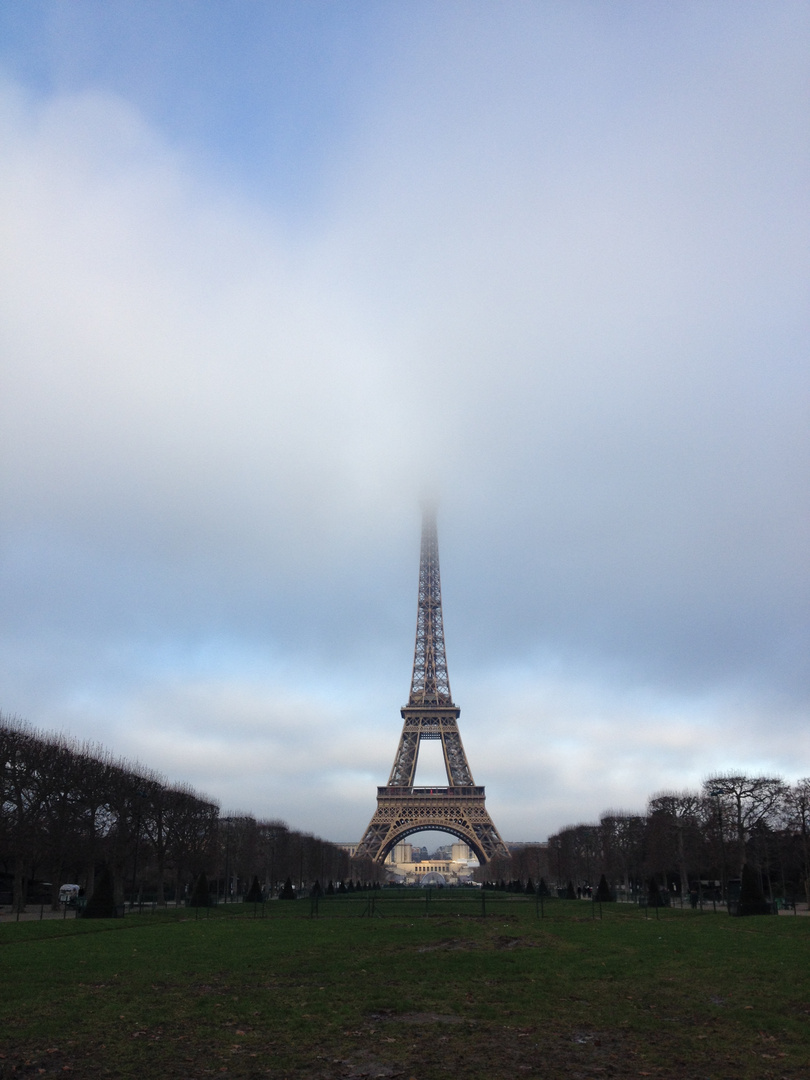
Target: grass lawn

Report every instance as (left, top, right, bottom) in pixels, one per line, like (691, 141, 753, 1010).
(0, 895, 808, 1079)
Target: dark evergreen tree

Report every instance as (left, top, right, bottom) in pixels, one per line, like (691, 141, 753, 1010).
(279, 876, 296, 900)
(525, 877, 535, 894)
(188, 871, 210, 908)
(537, 877, 550, 897)
(737, 863, 772, 916)
(595, 874, 613, 903)
(647, 876, 662, 907)
(326, 880, 335, 895)
(83, 864, 117, 918)
(245, 875, 262, 903)
(310, 879, 323, 898)
(565, 880, 577, 900)
(338, 880, 347, 894)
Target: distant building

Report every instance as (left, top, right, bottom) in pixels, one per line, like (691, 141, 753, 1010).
(341, 838, 549, 885)
(384, 840, 479, 884)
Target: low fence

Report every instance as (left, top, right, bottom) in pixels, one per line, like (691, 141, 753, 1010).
(4, 889, 804, 923)
(177, 890, 747, 922)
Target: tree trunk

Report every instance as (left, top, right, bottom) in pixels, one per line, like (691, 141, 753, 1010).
(113, 860, 126, 910)
(13, 859, 27, 914)
(675, 825, 689, 906)
(85, 863, 96, 902)
(156, 853, 166, 906)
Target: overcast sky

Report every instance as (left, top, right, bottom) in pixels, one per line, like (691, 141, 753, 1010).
(1, 2, 808, 844)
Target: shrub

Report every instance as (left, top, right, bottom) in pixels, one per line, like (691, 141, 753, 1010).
(279, 877, 296, 900)
(244, 875, 262, 903)
(188, 872, 210, 908)
(82, 865, 117, 918)
(595, 874, 613, 903)
(736, 863, 772, 916)
(565, 880, 577, 900)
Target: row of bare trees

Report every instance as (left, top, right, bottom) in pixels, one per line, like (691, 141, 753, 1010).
(210, 814, 382, 900)
(0, 716, 220, 910)
(1, 715, 378, 911)
(481, 843, 551, 890)
(545, 774, 810, 903)
(8, 710, 805, 907)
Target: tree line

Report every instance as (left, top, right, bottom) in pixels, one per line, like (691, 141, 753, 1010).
(541, 775, 810, 904)
(6, 712, 807, 909)
(0, 715, 379, 912)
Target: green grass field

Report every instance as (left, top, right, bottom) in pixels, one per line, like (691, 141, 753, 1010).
(1, 895, 808, 1079)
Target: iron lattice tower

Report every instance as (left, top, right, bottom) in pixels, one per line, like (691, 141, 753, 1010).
(354, 510, 508, 865)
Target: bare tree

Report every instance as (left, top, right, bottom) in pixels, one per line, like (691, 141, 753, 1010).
(167, 789, 219, 901)
(256, 819, 289, 896)
(544, 823, 601, 891)
(599, 812, 646, 894)
(0, 719, 47, 912)
(38, 733, 92, 908)
(782, 779, 810, 904)
(703, 774, 787, 875)
(509, 844, 550, 887)
(647, 790, 703, 898)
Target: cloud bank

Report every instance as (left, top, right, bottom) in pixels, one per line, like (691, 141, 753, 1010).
(1, 4, 808, 840)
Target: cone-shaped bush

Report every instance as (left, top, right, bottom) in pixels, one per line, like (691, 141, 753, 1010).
(245, 875, 262, 903)
(595, 874, 613, 903)
(327, 880, 335, 895)
(565, 880, 577, 900)
(525, 877, 535, 894)
(310, 880, 323, 898)
(279, 876, 296, 900)
(537, 877, 550, 897)
(83, 864, 117, 918)
(647, 876, 662, 907)
(338, 881, 347, 894)
(188, 871, 210, 908)
(737, 863, 772, 916)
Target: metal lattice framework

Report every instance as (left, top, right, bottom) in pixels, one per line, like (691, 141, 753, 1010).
(355, 509, 508, 866)
(409, 513, 452, 707)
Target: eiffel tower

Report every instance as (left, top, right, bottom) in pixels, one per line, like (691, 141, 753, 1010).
(355, 509, 509, 865)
